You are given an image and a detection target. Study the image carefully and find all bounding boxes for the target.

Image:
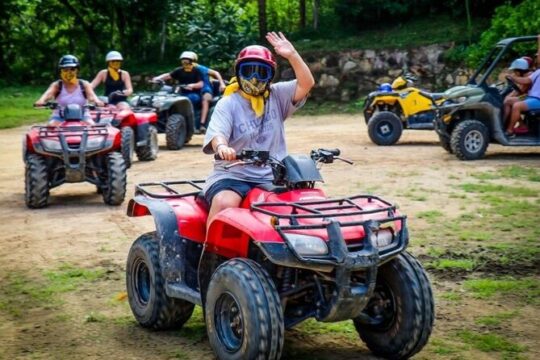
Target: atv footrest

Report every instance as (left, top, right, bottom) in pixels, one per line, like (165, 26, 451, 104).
(166, 282, 202, 305)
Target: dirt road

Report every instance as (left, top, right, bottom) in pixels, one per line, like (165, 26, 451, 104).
(1, 114, 539, 359)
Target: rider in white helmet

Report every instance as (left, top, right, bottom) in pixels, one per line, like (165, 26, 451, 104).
(91, 50, 133, 108)
(503, 57, 533, 132)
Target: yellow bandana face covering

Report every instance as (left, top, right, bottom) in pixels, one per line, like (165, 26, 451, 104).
(108, 66, 120, 81)
(239, 77, 268, 96)
(224, 77, 269, 117)
(60, 68, 78, 85)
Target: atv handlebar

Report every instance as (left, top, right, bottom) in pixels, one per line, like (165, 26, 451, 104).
(33, 102, 96, 111)
(214, 148, 353, 169)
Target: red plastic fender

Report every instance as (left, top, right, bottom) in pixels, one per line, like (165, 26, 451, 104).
(205, 208, 282, 258)
(117, 109, 137, 128)
(134, 111, 157, 125)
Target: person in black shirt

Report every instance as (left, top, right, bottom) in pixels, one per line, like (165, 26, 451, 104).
(91, 51, 133, 108)
(152, 51, 203, 106)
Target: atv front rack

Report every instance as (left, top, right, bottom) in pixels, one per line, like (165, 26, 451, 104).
(36, 124, 109, 137)
(134, 180, 206, 199)
(252, 194, 408, 264)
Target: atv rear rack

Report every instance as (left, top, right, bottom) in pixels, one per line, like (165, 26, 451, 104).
(135, 180, 206, 199)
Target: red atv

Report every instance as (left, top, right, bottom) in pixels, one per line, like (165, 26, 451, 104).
(89, 105, 158, 168)
(125, 148, 434, 360)
(24, 103, 127, 208)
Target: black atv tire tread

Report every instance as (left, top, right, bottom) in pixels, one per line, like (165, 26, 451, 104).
(102, 152, 126, 205)
(354, 252, 434, 360)
(367, 111, 403, 146)
(166, 113, 187, 150)
(120, 126, 134, 168)
(136, 125, 158, 161)
(126, 232, 195, 330)
(438, 134, 453, 154)
(25, 154, 49, 208)
(206, 258, 284, 360)
(450, 120, 489, 160)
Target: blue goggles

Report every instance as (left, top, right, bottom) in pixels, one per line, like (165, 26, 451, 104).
(238, 62, 274, 82)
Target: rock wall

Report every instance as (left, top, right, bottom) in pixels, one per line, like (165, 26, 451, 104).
(132, 43, 473, 102)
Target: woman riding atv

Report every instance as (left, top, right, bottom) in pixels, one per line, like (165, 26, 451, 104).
(90, 51, 133, 109)
(35, 55, 104, 126)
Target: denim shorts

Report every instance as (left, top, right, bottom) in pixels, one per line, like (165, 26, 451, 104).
(523, 96, 540, 111)
(184, 92, 201, 105)
(204, 178, 261, 204)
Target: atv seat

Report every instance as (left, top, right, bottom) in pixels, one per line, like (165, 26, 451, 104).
(524, 109, 540, 118)
(256, 183, 288, 193)
(195, 191, 210, 212)
(420, 91, 444, 101)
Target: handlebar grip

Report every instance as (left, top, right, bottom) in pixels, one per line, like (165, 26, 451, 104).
(214, 153, 223, 160)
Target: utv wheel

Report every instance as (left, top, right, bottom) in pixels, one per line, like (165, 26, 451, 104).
(367, 111, 403, 145)
(438, 133, 453, 154)
(102, 152, 126, 205)
(126, 232, 195, 330)
(120, 126, 135, 168)
(25, 154, 49, 208)
(206, 259, 284, 360)
(450, 120, 489, 160)
(354, 252, 434, 360)
(136, 125, 159, 161)
(166, 113, 187, 150)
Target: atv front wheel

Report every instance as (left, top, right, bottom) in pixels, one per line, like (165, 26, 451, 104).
(126, 232, 195, 330)
(102, 152, 126, 205)
(136, 125, 158, 161)
(367, 111, 403, 145)
(25, 154, 49, 208)
(450, 120, 489, 160)
(354, 252, 434, 359)
(120, 126, 135, 168)
(438, 133, 453, 154)
(166, 113, 187, 150)
(206, 259, 284, 360)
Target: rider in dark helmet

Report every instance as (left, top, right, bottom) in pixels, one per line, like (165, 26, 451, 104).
(35, 55, 103, 126)
(202, 32, 315, 227)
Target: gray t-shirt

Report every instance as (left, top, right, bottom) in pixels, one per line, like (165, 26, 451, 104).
(203, 80, 305, 192)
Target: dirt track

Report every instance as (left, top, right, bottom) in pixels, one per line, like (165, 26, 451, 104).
(1, 114, 539, 359)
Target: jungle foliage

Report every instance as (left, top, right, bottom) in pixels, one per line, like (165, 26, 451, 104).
(0, 0, 536, 84)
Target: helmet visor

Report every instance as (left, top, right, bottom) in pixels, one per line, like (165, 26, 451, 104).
(238, 62, 273, 82)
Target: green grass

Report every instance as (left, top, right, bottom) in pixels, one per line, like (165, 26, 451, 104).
(428, 259, 475, 271)
(296, 99, 361, 115)
(457, 330, 526, 353)
(296, 318, 357, 340)
(464, 277, 539, 303)
(475, 310, 519, 327)
(0, 86, 49, 128)
(439, 291, 463, 302)
(416, 210, 444, 223)
(460, 183, 538, 197)
(178, 306, 206, 341)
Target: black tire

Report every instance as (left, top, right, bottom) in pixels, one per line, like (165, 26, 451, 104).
(438, 133, 453, 154)
(102, 152, 126, 205)
(354, 252, 434, 360)
(25, 154, 49, 208)
(166, 113, 187, 150)
(450, 120, 489, 160)
(367, 111, 403, 145)
(126, 232, 195, 330)
(206, 258, 284, 360)
(136, 125, 159, 161)
(120, 126, 135, 169)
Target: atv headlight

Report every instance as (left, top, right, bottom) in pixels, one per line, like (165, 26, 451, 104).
(40, 138, 62, 151)
(370, 228, 394, 248)
(286, 234, 328, 256)
(86, 137, 105, 151)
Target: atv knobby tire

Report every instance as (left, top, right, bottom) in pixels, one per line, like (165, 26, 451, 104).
(450, 119, 489, 160)
(438, 133, 453, 154)
(120, 126, 135, 168)
(126, 232, 195, 330)
(166, 113, 187, 150)
(206, 258, 284, 360)
(136, 125, 158, 161)
(367, 111, 403, 145)
(354, 252, 434, 360)
(25, 154, 49, 208)
(102, 152, 126, 205)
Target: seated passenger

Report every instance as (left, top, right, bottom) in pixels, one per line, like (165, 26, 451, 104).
(503, 58, 532, 127)
(34, 55, 103, 126)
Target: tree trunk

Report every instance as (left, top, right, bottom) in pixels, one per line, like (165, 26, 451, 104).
(299, 0, 306, 29)
(160, 11, 167, 61)
(312, 0, 319, 31)
(258, 0, 267, 42)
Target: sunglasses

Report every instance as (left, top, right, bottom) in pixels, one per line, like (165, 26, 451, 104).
(109, 61, 122, 65)
(181, 59, 193, 65)
(60, 68, 77, 72)
(238, 62, 273, 82)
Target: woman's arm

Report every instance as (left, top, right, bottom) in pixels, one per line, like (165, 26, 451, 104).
(208, 69, 227, 92)
(34, 82, 58, 106)
(84, 81, 104, 106)
(122, 71, 133, 96)
(266, 31, 315, 103)
(90, 70, 106, 89)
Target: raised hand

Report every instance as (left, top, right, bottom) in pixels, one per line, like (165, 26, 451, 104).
(266, 32, 297, 59)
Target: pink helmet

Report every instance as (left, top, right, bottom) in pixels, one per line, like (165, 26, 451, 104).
(235, 45, 276, 71)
